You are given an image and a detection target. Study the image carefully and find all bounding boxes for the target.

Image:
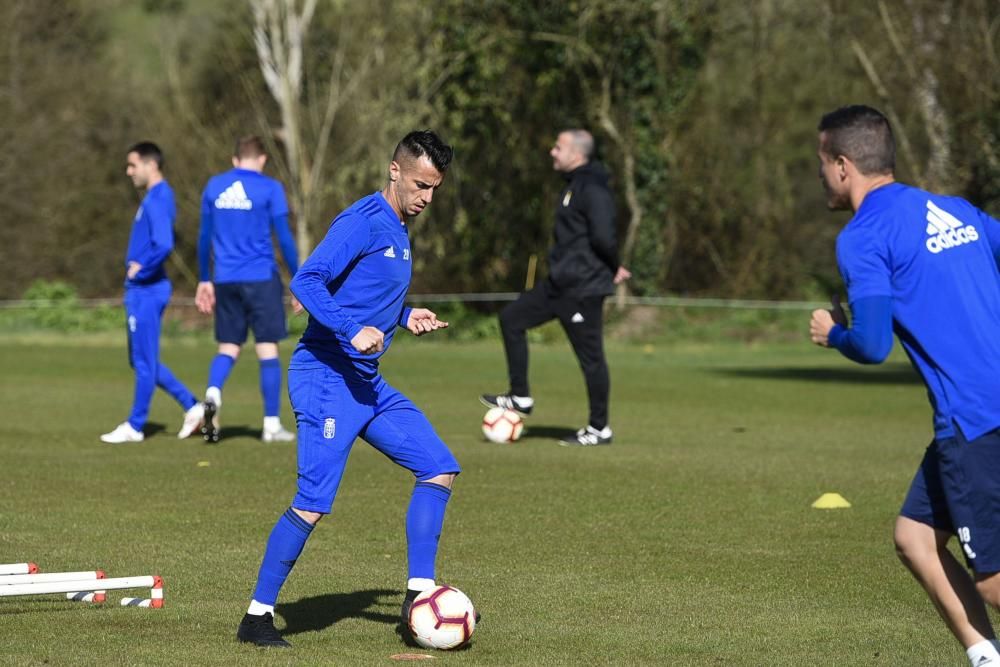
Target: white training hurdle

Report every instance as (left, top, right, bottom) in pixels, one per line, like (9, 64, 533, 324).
(0, 570, 105, 586)
(0, 564, 163, 608)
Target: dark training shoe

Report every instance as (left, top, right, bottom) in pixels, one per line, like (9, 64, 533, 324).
(237, 612, 291, 648)
(400, 589, 421, 624)
(479, 393, 534, 415)
(201, 400, 220, 444)
(559, 426, 613, 447)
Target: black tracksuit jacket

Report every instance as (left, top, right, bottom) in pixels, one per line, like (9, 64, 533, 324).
(545, 162, 619, 297)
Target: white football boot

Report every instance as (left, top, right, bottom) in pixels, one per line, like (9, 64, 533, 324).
(177, 402, 205, 439)
(100, 422, 145, 444)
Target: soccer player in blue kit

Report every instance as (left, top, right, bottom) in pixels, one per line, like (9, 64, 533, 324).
(194, 136, 300, 443)
(809, 106, 1000, 666)
(236, 130, 457, 647)
(100, 142, 203, 444)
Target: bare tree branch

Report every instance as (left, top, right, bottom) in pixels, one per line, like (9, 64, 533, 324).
(849, 38, 923, 185)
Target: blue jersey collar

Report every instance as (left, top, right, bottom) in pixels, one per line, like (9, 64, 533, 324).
(856, 181, 903, 215)
(374, 191, 405, 225)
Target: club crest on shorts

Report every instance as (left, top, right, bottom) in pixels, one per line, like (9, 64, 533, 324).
(323, 418, 336, 440)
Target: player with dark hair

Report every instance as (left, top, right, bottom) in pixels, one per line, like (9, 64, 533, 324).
(236, 130, 459, 647)
(192, 136, 300, 443)
(810, 104, 1000, 666)
(100, 142, 203, 443)
(480, 128, 630, 446)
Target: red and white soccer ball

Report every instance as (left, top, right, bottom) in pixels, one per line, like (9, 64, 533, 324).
(408, 585, 477, 650)
(481, 407, 523, 443)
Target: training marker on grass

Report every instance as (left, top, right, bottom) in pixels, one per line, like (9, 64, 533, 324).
(812, 492, 851, 509)
(0, 563, 39, 576)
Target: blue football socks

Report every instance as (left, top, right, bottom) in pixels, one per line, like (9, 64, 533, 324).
(259, 358, 282, 418)
(251, 508, 315, 606)
(405, 482, 452, 581)
(207, 353, 236, 394)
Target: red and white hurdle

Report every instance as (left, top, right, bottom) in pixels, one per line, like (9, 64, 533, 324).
(0, 563, 163, 608)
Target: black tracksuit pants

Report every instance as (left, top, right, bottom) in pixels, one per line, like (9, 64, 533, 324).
(499, 284, 610, 430)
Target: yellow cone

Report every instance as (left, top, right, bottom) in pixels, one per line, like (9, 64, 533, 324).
(812, 492, 851, 509)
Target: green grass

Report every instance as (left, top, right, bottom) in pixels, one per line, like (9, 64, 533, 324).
(0, 333, 988, 665)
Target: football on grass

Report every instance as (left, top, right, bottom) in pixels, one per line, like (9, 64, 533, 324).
(481, 407, 523, 443)
(408, 585, 477, 650)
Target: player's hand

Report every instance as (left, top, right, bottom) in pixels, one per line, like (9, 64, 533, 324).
(406, 308, 449, 336)
(613, 265, 632, 284)
(126, 262, 142, 280)
(290, 295, 304, 315)
(195, 281, 215, 315)
(810, 295, 849, 348)
(351, 326, 385, 355)
(810, 309, 836, 347)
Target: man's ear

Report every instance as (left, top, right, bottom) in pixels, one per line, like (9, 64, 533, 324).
(388, 160, 400, 182)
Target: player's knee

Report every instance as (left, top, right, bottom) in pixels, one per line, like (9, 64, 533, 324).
(498, 307, 519, 332)
(255, 342, 278, 360)
(424, 473, 456, 489)
(975, 575, 1000, 609)
(218, 343, 241, 359)
(133, 363, 156, 380)
(892, 523, 922, 567)
(291, 508, 324, 526)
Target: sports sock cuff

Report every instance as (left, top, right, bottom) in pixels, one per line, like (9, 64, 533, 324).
(247, 599, 275, 616)
(259, 358, 281, 368)
(415, 481, 452, 498)
(407, 578, 435, 592)
(283, 508, 315, 535)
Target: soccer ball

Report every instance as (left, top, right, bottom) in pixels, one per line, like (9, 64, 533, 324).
(481, 407, 523, 443)
(408, 585, 477, 650)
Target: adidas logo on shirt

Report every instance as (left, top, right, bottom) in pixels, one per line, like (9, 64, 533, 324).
(384, 246, 396, 258)
(215, 181, 253, 210)
(925, 200, 978, 254)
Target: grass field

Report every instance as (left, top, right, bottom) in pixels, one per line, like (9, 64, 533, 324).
(0, 330, 989, 665)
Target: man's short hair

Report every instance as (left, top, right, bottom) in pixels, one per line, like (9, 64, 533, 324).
(128, 141, 164, 169)
(393, 130, 453, 173)
(234, 135, 267, 160)
(563, 129, 595, 160)
(818, 105, 895, 176)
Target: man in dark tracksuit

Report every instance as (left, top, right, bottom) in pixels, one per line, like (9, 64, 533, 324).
(481, 129, 631, 446)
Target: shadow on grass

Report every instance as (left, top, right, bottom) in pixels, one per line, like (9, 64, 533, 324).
(143, 422, 167, 437)
(519, 425, 577, 441)
(209, 425, 264, 442)
(713, 362, 920, 385)
(279, 588, 397, 636)
(143, 422, 267, 442)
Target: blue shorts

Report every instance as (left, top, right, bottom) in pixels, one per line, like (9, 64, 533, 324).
(900, 428, 1000, 573)
(214, 274, 287, 344)
(288, 365, 461, 513)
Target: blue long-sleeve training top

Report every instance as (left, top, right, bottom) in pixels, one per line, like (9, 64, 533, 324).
(125, 180, 175, 286)
(835, 182, 1000, 439)
(289, 191, 413, 379)
(198, 168, 299, 283)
